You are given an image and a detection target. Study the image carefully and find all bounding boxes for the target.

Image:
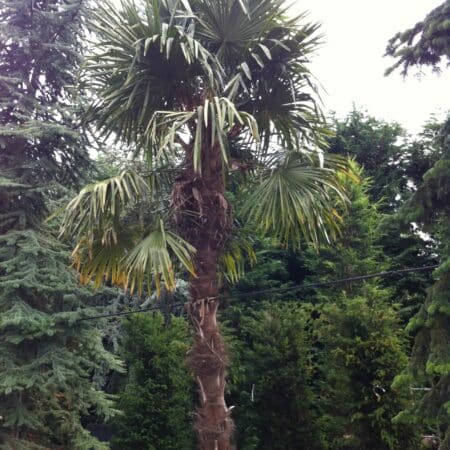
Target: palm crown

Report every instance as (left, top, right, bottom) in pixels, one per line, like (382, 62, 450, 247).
(62, 0, 348, 295)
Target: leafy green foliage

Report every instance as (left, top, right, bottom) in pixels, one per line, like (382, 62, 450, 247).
(302, 163, 419, 449)
(315, 293, 418, 450)
(111, 313, 196, 450)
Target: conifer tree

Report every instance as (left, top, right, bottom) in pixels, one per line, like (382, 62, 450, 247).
(226, 303, 326, 450)
(111, 313, 196, 450)
(393, 117, 450, 449)
(0, 1, 121, 448)
(328, 111, 439, 320)
(385, 0, 450, 76)
(306, 163, 418, 449)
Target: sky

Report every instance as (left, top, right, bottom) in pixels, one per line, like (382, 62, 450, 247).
(292, 0, 450, 133)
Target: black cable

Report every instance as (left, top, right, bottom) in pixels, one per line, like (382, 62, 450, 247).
(77, 264, 439, 322)
(225, 264, 440, 300)
(77, 303, 185, 322)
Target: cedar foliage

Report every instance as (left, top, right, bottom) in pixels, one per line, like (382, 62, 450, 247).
(304, 164, 418, 449)
(385, 0, 450, 75)
(227, 303, 325, 450)
(0, 1, 121, 448)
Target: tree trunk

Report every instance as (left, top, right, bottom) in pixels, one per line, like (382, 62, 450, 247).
(172, 142, 234, 450)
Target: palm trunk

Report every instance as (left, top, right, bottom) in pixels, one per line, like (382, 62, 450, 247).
(172, 142, 234, 450)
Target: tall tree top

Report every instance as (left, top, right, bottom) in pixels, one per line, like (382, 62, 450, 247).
(385, 0, 450, 76)
(0, 0, 90, 230)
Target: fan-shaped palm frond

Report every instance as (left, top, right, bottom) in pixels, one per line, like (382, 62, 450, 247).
(125, 222, 196, 295)
(242, 154, 351, 248)
(72, 226, 134, 289)
(239, 24, 325, 152)
(60, 170, 149, 245)
(70, 222, 196, 295)
(61, 171, 196, 294)
(194, 0, 288, 63)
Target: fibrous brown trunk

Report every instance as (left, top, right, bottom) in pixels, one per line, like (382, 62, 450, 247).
(172, 141, 234, 450)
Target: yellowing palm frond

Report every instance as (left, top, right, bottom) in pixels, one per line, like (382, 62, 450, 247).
(220, 229, 256, 284)
(70, 222, 196, 296)
(71, 227, 134, 289)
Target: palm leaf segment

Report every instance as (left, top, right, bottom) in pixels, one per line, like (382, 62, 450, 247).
(67, 0, 351, 291)
(242, 154, 350, 249)
(61, 170, 195, 294)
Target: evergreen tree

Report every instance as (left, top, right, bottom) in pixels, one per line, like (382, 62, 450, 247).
(328, 110, 406, 212)
(393, 117, 450, 449)
(328, 110, 439, 320)
(305, 162, 386, 286)
(0, 1, 121, 448)
(306, 163, 418, 449)
(385, 0, 450, 76)
(227, 303, 325, 450)
(314, 293, 418, 450)
(111, 313, 196, 450)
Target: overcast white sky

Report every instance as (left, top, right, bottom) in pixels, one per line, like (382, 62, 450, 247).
(292, 0, 450, 132)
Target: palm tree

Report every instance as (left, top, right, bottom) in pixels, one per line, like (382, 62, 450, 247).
(61, 1, 349, 449)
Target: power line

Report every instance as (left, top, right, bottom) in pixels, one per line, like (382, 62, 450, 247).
(79, 302, 186, 322)
(220, 264, 439, 300)
(78, 264, 439, 322)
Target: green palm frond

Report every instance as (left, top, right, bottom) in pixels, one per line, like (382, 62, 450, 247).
(193, 97, 259, 172)
(194, 0, 288, 63)
(145, 96, 258, 172)
(60, 170, 149, 245)
(85, 0, 222, 152)
(125, 222, 196, 295)
(240, 24, 325, 152)
(242, 154, 351, 248)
